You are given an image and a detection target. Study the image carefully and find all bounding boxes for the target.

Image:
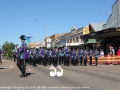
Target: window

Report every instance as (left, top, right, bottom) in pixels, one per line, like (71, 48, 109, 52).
(70, 39, 72, 43)
(67, 39, 69, 43)
(76, 37, 78, 42)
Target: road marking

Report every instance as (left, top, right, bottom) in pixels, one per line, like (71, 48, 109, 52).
(9, 66, 13, 68)
(100, 73, 120, 78)
(28, 69, 31, 71)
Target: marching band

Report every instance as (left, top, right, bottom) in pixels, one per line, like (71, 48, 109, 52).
(14, 45, 99, 67)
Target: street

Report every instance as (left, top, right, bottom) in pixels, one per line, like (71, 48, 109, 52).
(0, 59, 120, 90)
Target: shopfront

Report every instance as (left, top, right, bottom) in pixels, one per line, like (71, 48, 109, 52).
(87, 28, 120, 55)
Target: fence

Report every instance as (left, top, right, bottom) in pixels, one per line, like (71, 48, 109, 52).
(87, 55, 120, 65)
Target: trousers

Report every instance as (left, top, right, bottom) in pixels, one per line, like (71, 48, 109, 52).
(17, 57, 26, 75)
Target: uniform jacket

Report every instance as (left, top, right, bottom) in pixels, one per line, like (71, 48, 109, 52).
(15, 50, 20, 58)
(52, 49, 56, 57)
(20, 41, 27, 59)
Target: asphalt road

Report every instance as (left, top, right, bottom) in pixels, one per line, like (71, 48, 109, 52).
(0, 60, 120, 90)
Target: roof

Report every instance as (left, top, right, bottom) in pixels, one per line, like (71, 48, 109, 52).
(89, 23, 104, 32)
(84, 39, 97, 44)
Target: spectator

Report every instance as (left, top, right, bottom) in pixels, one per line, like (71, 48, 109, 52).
(117, 48, 120, 56)
(100, 49, 104, 57)
(111, 47, 115, 55)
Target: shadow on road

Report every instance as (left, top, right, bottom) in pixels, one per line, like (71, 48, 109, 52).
(26, 73, 36, 77)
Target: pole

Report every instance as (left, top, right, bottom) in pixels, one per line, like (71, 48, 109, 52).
(36, 20, 48, 48)
(36, 20, 48, 37)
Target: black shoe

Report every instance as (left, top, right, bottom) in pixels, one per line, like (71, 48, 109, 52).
(19, 74, 27, 78)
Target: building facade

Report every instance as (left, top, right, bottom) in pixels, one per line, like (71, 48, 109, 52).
(56, 33, 68, 48)
(29, 42, 40, 48)
(50, 34, 67, 48)
(103, 0, 120, 29)
(66, 26, 89, 49)
(87, 0, 120, 55)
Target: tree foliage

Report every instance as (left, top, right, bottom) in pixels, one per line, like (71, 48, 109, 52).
(2, 41, 15, 57)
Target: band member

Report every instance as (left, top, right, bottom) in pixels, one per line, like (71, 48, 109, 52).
(83, 49, 87, 66)
(94, 49, 99, 66)
(58, 49, 63, 65)
(89, 49, 93, 65)
(46, 50, 51, 65)
(27, 48, 30, 64)
(33, 48, 37, 66)
(79, 48, 83, 65)
(38, 47, 42, 65)
(36, 48, 40, 64)
(15, 48, 20, 63)
(29, 48, 33, 65)
(52, 47, 57, 66)
(0, 48, 2, 65)
(65, 47, 70, 66)
(49, 50, 52, 64)
(71, 49, 76, 65)
(17, 35, 32, 77)
(62, 45, 66, 65)
(41, 47, 46, 66)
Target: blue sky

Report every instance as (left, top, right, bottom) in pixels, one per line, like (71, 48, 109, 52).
(0, 0, 116, 46)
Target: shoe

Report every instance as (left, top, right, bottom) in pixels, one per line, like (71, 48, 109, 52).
(19, 75, 26, 78)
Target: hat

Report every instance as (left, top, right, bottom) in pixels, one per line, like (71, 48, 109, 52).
(19, 35, 26, 40)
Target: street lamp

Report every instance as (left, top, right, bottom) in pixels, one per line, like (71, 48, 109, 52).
(35, 20, 48, 37)
(36, 20, 51, 48)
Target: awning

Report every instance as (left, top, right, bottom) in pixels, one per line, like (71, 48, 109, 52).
(88, 28, 120, 39)
(84, 39, 97, 44)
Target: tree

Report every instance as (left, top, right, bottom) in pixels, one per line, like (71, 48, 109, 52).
(2, 41, 16, 59)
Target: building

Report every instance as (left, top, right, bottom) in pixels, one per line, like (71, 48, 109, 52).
(56, 33, 68, 48)
(44, 35, 51, 49)
(29, 42, 39, 48)
(66, 26, 89, 49)
(83, 22, 104, 50)
(87, 0, 120, 55)
(50, 33, 67, 48)
(103, 0, 120, 29)
(39, 39, 45, 48)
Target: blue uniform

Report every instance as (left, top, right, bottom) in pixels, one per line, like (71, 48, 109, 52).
(19, 41, 27, 59)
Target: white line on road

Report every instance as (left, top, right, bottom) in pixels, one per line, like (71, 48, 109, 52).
(9, 66, 13, 68)
(100, 73, 120, 78)
(28, 69, 31, 71)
